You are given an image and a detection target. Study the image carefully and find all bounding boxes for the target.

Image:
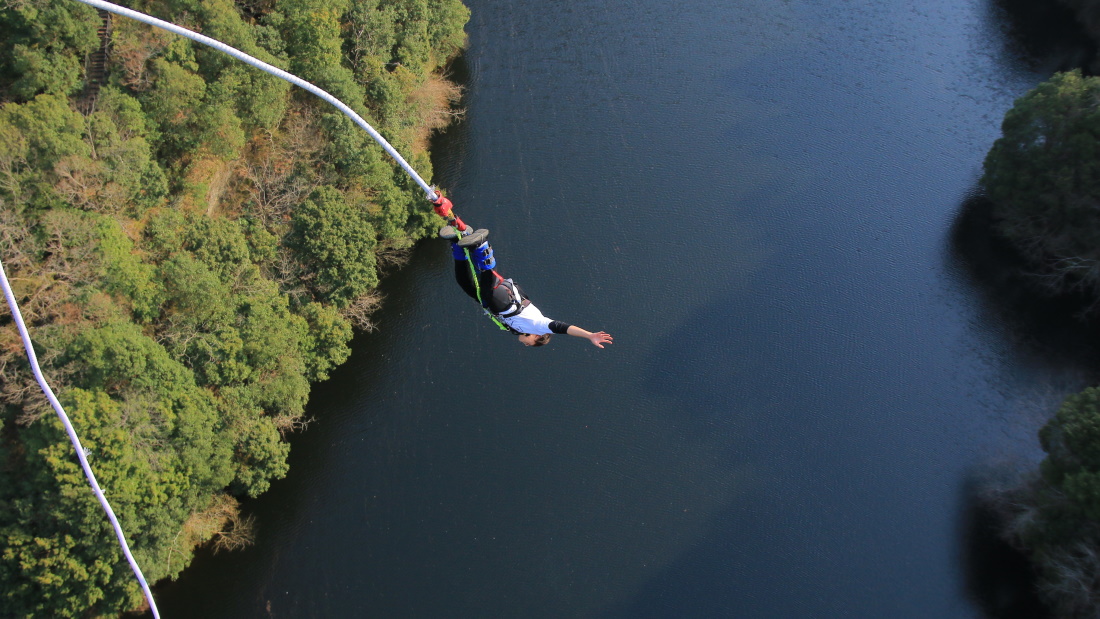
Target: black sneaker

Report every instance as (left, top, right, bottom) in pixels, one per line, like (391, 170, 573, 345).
(457, 228, 489, 248)
(438, 225, 459, 241)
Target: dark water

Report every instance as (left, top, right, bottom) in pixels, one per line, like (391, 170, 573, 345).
(159, 0, 1100, 617)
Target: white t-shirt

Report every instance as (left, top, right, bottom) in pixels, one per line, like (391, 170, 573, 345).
(501, 302, 554, 335)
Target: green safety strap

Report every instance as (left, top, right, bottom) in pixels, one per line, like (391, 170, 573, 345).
(464, 247, 511, 332)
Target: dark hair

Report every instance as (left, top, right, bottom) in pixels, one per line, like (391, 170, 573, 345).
(531, 334, 552, 347)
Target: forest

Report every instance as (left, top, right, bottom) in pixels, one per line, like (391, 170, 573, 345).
(0, 0, 468, 615)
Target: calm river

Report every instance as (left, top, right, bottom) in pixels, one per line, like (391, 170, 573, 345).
(160, 0, 1100, 616)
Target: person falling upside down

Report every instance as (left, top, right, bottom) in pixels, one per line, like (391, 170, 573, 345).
(441, 225, 614, 348)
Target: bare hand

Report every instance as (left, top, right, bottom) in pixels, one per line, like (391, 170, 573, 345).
(588, 331, 613, 348)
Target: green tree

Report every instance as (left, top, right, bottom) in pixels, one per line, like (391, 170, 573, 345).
(289, 185, 378, 306)
(0, 0, 98, 101)
(1, 319, 236, 615)
(8, 44, 83, 99)
(981, 70, 1100, 294)
(277, 0, 362, 110)
(40, 209, 165, 322)
(140, 59, 207, 158)
(0, 94, 89, 209)
(1002, 386, 1100, 618)
(298, 301, 352, 381)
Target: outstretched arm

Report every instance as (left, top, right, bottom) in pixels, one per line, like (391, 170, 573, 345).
(566, 325, 613, 348)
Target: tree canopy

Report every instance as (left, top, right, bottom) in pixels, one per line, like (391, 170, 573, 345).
(981, 70, 1100, 295)
(0, 0, 468, 615)
(992, 387, 1100, 618)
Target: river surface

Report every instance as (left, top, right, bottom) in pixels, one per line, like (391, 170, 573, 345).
(160, 0, 1100, 616)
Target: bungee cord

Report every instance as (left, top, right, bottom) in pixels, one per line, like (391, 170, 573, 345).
(0, 0, 469, 614)
(70, 0, 439, 201)
(0, 257, 161, 619)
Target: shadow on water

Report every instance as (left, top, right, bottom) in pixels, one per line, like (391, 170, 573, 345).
(950, 195, 1100, 618)
(443, 47, 471, 88)
(988, 0, 1096, 73)
(959, 475, 1049, 619)
(637, 278, 809, 442)
(948, 193, 1100, 370)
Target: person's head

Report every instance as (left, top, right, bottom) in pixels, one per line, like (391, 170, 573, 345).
(518, 333, 551, 347)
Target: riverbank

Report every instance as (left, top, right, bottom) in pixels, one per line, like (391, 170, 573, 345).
(0, 0, 468, 614)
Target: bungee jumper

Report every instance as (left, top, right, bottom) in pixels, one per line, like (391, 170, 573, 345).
(431, 196, 613, 348)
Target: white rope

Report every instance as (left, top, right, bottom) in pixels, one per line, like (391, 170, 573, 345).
(71, 0, 439, 201)
(0, 257, 161, 619)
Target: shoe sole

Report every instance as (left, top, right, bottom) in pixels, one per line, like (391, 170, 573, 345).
(457, 229, 489, 247)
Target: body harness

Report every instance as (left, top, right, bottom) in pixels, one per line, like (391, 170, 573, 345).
(462, 247, 530, 334)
